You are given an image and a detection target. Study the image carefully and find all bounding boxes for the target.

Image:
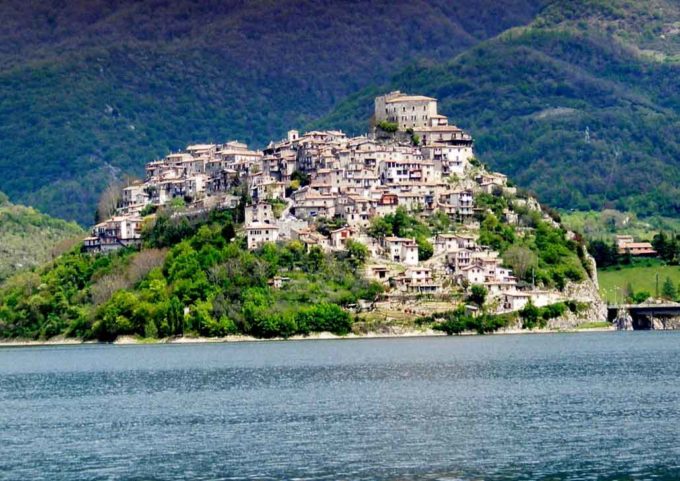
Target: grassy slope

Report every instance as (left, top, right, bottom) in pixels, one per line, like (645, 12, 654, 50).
(598, 261, 680, 303)
(0, 192, 84, 282)
(561, 210, 680, 241)
(0, 0, 546, 224)
(314, 0, 680, 218)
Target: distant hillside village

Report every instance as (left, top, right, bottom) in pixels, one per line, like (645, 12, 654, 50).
(84, 91, 586, 315)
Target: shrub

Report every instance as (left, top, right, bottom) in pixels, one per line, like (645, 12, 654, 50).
(377, 120, 398, 133)
(469, 284, 487, 306)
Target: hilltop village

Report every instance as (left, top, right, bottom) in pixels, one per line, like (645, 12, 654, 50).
(84, 92, 600, 318)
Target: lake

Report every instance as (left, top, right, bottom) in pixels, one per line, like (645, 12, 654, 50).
(1, 332, 679, 481)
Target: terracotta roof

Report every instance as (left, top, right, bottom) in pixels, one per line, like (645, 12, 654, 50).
(623, 243, 655, 249)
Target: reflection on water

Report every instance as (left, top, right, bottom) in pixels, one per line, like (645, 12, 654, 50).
(1, 332, 679, 480)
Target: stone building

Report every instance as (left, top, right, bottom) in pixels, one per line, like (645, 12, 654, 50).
(245, 223, 279, 250)
(374, 91, 438, 130)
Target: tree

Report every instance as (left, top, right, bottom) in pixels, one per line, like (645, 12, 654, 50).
(469, 284, 487, 307)
(428, 210, 451, 233)
(587, 239, 618, 268)
(291, 170, 310, 187)
(661, 276, 677, 300)
(377, 120, 398, 133)
(392, 207, 409, 237)
(140, 204, 157, 217)
(503, 245, 538, 280)
(652, 232, 669, 260)
(167, 296, 185, 336)
(632, 291, 651, 304)
(306, 246, 325, 272)
(652, 231, 680, 263)
(315, 217, 345, 236)
(416, 237, 433, 261)
(96, 181, 122, 222)
(187, 300, 213, 335)
(346, 240, 368, 269)
(479, 213, 515, 251)
(221, 223, 236, 241)
(520, 301, 540, 329)
(436, 308, 469, 335)
(296, 303, 352, 335)
(170, 197, 186, 209)
(368, 216, 392, 239)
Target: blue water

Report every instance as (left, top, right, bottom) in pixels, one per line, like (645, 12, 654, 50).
(1, 332, 679, 481)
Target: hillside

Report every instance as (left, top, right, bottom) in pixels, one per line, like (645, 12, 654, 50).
(0, 208, 383, 340)
(0, 192, 84, 282)
(0, 198, 595, 341)
(0, 0, 546, 224)
(0, 77, 609, 342)
(314, 0, 680, 218)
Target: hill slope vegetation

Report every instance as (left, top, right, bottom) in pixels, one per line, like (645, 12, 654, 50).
(0, 192, 84, 282)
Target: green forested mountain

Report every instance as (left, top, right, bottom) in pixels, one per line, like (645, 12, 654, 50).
(315, 0, 680, 217)
(0, 0, 546, 224)
(4, 0, 680, 223)
(0, 192, 84, 282)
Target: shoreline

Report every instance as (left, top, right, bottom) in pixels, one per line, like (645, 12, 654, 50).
(0, 325, 617, 348)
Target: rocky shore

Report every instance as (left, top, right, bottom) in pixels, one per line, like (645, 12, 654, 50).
(0, 323, 619, 348)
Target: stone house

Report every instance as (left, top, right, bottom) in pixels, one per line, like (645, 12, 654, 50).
(84, 215, 143, 252)
(365, 265, 390, 284)
(375, 91, 438, 130)
(245, 223, 279, 250)
(439, 189, 474, 215)
(434, 233, 477, 253)
(245, 202, 276, 225)
(615, 235, 656, 256)
(445, 248, 473, 272)
(383, 237, 419, 266)
(122, 183, 149, 209)
(458, 264, 486, 285)
(392, 267, 441, 293)
(330, 226, 357, 249)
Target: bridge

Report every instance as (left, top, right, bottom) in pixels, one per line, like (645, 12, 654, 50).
(607, 303, 680, 330)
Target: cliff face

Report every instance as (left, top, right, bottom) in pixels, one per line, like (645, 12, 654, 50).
(648, 317, 680, 330)
(547, 251, 608, 329)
